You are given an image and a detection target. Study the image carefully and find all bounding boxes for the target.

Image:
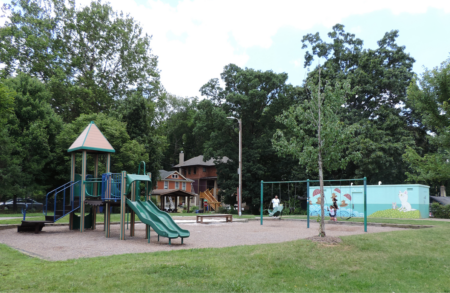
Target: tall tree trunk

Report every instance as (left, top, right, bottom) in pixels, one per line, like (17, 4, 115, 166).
(317, 66, 326, 237)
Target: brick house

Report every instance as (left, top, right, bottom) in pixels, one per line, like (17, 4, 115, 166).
(151, 169, 196, 212)
(173, 151, 229, 205)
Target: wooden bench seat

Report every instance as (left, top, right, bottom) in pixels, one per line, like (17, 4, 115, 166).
(196, 214, 233, 224)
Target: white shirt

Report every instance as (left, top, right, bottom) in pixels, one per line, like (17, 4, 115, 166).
(272, 198, 280, 207)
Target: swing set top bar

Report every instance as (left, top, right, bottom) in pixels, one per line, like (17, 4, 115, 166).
(261, 178, 365, 184)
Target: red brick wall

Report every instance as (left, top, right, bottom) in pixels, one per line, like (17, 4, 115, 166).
(156, 180, 191, 192)
(181, 166, 217, 180)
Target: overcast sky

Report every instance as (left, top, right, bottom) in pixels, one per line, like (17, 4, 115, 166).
(1, 0, 449, 98)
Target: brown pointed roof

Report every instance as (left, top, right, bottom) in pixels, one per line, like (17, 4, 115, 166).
(173, 155, 229, 168)
(68, 121, 115, 153)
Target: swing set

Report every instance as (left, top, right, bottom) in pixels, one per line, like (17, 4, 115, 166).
(260, 177, 368, 232)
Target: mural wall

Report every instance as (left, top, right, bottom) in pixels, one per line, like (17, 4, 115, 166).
(308, 184, 430, 219)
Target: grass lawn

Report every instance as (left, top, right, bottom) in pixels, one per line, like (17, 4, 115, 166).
(0, 213, 43, 218)
(1, 218, 449, 292)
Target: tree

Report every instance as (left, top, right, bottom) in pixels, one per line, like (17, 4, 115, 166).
(158, 94, 205, 169)
(273, 69, 359, 236)
(0, 83, 15, 125)
(195, 64, 298, 212)
(1, 0, 161, 122)
(112, 92, 167, 182)
(0, 83, 18, 209)
(403, 59, 450, 190)
(1, 74, 63, 209)
(301, 24, 417, 184)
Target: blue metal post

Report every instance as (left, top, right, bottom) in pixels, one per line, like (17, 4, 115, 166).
(63, 187, 66, 216)
(364, 177, 367, 232)
(260, 180, 263, 225)
(54, 191, 57, 222)
(307, 179, 310, 228)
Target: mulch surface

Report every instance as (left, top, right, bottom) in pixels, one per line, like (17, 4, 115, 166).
(307, 236, 342, 245)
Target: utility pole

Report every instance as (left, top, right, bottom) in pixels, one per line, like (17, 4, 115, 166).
(227, 116, 242, 216)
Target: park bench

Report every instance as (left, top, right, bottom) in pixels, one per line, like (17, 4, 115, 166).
(196, 214, 233, 224)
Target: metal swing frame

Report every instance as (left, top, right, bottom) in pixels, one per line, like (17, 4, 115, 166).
(260, 178, 368, 232)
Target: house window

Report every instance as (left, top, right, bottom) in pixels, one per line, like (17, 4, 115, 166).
(203, 167, 206, 172)
(175, 182, 179, 189)
(164, 181, 168, 189)
(182, 182, 186, 190)
(193, 167, 196, 174)
(188, 168, 191, 174)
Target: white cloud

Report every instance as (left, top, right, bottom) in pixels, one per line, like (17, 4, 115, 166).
(2, 0, 450, 97)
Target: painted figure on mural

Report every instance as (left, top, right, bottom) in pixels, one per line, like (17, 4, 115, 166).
(398, 190, 416, 212)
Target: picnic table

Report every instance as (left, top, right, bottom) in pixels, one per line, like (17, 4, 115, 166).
(196, 214, 233, 224)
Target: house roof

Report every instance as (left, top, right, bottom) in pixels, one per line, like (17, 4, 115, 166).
(151, 189, 197, 197)
(158, 170, 193, 182)
(174, 155, 229, 168)
(430, 196, 450, 205)
(68, 121, 115, 153)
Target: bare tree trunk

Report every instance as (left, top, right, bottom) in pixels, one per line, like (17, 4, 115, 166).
(317, 66, 326, 237)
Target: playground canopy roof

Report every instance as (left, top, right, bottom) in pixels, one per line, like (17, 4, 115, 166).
(68, 121, 115, 153)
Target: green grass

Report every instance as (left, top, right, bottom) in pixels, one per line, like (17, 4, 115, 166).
(0, 213, 43, 218)
(1, 219, 449, 292)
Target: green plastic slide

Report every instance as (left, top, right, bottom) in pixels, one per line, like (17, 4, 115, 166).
(126, 199, 189, 240)
(142, 199, 190, 239)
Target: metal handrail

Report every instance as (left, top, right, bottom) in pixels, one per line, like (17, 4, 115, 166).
(44, 180, 81, 222)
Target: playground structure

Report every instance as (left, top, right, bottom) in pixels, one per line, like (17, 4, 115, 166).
(19, 121, 189, 244)
(199, 189, 221, 211)
(260, 178, 368, 232)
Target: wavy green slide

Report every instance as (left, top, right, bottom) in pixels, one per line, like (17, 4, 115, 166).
(126, 199, 190, 241)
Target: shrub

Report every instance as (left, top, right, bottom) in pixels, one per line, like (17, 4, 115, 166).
(218, 207, 229, 214)
(430, 203, 450, 219)
(189, 206, 198, 213)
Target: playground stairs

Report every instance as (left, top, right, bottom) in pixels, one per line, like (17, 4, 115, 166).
(199, 189, 220, 211)
(45, 198, 81, 222)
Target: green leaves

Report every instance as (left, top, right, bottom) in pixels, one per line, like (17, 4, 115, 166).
(195, 64, 297, 208)
(273, 78, 359, 175)
(1, 0, 161, 122)
(403, 59, 450, 186)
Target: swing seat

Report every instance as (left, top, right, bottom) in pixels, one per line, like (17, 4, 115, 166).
(268, 205, 284, 217)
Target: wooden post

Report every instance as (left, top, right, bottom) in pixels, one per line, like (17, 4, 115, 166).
(130, 182, 135, 237)
(119, 171, 127, 240)
(80, 151, 87, 232)
(146, 172, 151, 239)
(92, 155, 99, 230)
(92, 206, 97, 229)
(105, 153, 111, 235)
(105, 203, 110, 237)
(187, 196, 190, 213)
(69, 153, 76, 230)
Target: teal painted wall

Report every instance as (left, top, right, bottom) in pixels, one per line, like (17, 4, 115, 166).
(308, 184, 429, 219)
